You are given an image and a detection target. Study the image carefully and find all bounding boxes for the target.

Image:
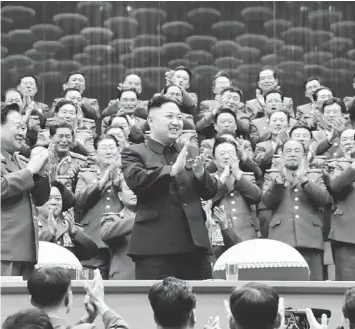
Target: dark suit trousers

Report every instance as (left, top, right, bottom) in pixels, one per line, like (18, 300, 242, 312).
(1, 261, 35, 279)
(296, 248, 323, 281)
(81, 248, 110, 280)
(331, 241, 355, 281)
(134, 250, 212, 280)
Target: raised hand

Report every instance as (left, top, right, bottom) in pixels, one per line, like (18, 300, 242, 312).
(98, 167, 111, 190)
(214, 205, 228, 230)
(192, 154, 205, 179)
(277, 130, 289, 147)
(296, 157, 309, 183)
(256, 89, 265, 107)
(305, 308, 328, 329)
(27, 147, 49, 175)
(165, 70, 175, 86)
(47, 208, 57, 236)
(204, 316, 221, 329)
(229, 157, 241, 180)
(170, 142, 190, 177)
(236, 137, 247, 162)
(275, 157, 286, 182)
(219, 163, 231, 185)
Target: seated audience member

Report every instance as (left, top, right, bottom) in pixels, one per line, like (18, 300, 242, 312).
(16, 74, 50, 117)
(263, 140, 332, 280)
(37, 181, 98, 261)
(46, 121, 87, 192)
(212, 137, 262, 247)
(296, 77, 322, 127)
(311, 86, 333, 130)
(226, 283, 282, 329)
(106, 125, 131, 151)
(101, 88, 146, 136)
(251, 89, 297, 145)
(103, 73, 148, 119)
(327, 131, 355, 280)
(197, 86, 251, 141)
(343, 73, 355, 111)
(148, 277, 198, 329)
(75, 134, 124, 279)
(51, 71, 101, 122)
(101, 179, 136, 280)
(314, 98, 349, 159)
(27, 267, 128, 329)
(339, 287, 355, 329)
(245, 68, 294, 120)
(2, 308, 54, 329)
(1, 104, 50, 279)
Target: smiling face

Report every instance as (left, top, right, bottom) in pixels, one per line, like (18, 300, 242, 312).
(18, 76, 37, 98)
(96, 138, 119, 167)
(1, 110, 27, 154)
(214, 142, 237, 171)
(64, 90, 82, 107)
(52, 127, 73, 156)
(283, 140, 304, 170)
(64, 73, 85, 94)
(165, 85, 183, 104)
(56, 104, 77, 126)
(269, 111, 288, 134)
(119, 90, 138, 115)
(258, 69, 277, 93)
(340, 129, 355, 155)
(222, 90, 241, 110)
(148, 102, 183, 145)
(47, 186, 63, 217)
(5, 90, 24, 111)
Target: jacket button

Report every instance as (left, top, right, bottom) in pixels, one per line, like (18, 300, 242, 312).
(183, 203, 187, 207)
(294, 206, 299, 209)
(106, 205, 110, 209)
(107, 197, 110, 200)
(295, 197, 299, 201)
(107, 189, 111, 193)
(232, 208, 236, 212)
(231, 201, 235, 204)
(295, 215, 299, 219)
(232, 216, 237, 220)
(170, 161, 174, 164)
(230, 193, 234, 196)
(294, 189, 298, 192)
(179, 186, 184, 190)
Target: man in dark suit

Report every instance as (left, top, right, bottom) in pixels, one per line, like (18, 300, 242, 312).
(1, 104, 50, 278)
(121, 95, 220, 280)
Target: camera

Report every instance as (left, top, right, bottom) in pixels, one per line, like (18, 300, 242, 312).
(284, 308, 331, 329)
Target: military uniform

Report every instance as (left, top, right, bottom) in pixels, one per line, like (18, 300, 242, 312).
(1, 150, 50, 278)
(313, 130, 343, 159)
(75, 166, 124, 279)
(262, 167, 332, 280)
(328, 159, 355, 280)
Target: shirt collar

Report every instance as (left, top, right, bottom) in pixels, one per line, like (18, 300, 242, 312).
(147, 138, 179, 154)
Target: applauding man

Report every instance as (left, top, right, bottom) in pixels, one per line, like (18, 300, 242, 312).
(121, 95, 220, 280)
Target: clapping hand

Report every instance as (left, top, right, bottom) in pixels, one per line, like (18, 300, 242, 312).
(305, 308, 328, 329)
(204, 316, 221, 329)
(192, 154, 205, 180)
(236, 137, 247, 162)
(171, 142, 190, 177)
(229, 157, 242, 180)
(214, 205, 228, 230)
(275, 157, 286, 182)
(165, 70, 175, 86)
(256, 89, 265, 107)
(47, 208, 57, 237)
(296, 157, 309, 184)
(328, 118, 343, 142)
(276, 130, 289, 147)
(219, 163, 231, 185)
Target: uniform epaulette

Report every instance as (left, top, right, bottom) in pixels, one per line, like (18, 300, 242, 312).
(69, 152, 87, 162)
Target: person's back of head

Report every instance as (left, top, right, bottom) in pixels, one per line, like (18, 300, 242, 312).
(342, 287, 355, 329)
(148, 277, 197, 329)
(27, 266, 72, 312)
(2, 308, 54, 329)
(228, 282, 281, 329)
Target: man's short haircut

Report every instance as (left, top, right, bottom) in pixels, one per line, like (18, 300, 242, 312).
(312, 86, 332, 102)
(118, 87, 139, 100)
(27, 267, 71, 308)
(63, 87, 82, 98)
(264, 89, 284, 102)
(148, 277, 197, 328)
(54, 99, 76, 114)
(2, 308, 54, 329)
(147, 95, 180, 113)
(49, 121, 74, 137)
(65, 71, 86, 83)
(1, 103, 21, 125)
(213, 70, 231, 87)
(108, 113, 129, 127)
(289, 124, 313, 138)
(321, 97, 347, 114)
(229, 282, 279, 329)
(162, 84, 183, 95)
(213, 134, 238, 156)
(95, 133, 120, 149)
(303, 76, 321, 89)
(343, 287, 355, 328)
(220, 86, 243, 100)
(2, 88, 23, 102)
(105, 124, 125, 135)
(214, 108, 237, 124)
(257, 67, 277, 83)
(174, 65, 192, 81)
(17, 75, 38, 87)
(269, 109, 290, 123)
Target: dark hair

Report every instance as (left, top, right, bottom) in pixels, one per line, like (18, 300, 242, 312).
(1, 103, 21, 125)
(174, 66, 192, 81)
(162, 84, 183, 95)
(213, 71, 231, 87)
(147, 95, 180, 113)
(63, 87, 82, 98)
(2, 88, 23, 102)
(148, 277, 196, 328)
(50, 181, 75, 212)
(107, 114, 129, 127)
(118, 87, 139, 100)
(54, 99, 76, 114)
(49, 121, 74, 137)
(95, 133, 120, 150)
(2, 308, 54, 329)
(220, 86, 243, 100)
(269, 109, 290, 123)
(212, 134, 238, 156)
(17, 75, 38, 87)
(65, 71, 86, 83)
(214, 108, 237, 124)
(303, 76, 321, 89)
(343, 287, 355, 326)
(229, 282, 279, 329)
(257, 67, 277, 83)
(27, 267, 71, 308)
(105, 124, 125, 135)
(321, 97, 347, 114)
(312, 86, 332, 102)
(264, 89, 284, 102)
(289, 124, 313, 138)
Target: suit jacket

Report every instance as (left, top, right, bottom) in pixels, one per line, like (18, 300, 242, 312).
(75, 167, 124, 249)
(1, 150, 50, 262)
(102, 99, 148, 119)
(328, 159, 355, 245)
(121, 138, 219, 256)
(262, 168, 331, 250)
(296, 103, 313, 118)
(212, 172, 261, 241)
(313, 130, 343, 159)
(246, 97, 294, 119)
(101, 209, 135, 279)
(49, 309, 129, 329)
